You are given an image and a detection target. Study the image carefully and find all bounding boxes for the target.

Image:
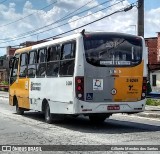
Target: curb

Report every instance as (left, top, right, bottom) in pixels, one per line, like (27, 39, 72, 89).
(0, 96, 9, 98)
(136, 112, 160, 119)
(0, 96, 9, 100)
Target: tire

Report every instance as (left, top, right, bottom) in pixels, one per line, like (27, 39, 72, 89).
(44, 103, 52, 124)
(15, 100, 24, 115)
(89, 114, 110, 123)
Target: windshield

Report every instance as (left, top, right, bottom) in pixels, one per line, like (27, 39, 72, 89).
(84, 34, 142, 67)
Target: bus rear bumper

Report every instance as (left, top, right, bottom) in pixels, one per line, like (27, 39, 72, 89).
(75, 99, 146, 114)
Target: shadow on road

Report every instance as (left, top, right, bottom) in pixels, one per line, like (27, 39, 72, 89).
(17, 111, 160, 134)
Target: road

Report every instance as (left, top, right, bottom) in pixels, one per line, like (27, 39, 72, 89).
(0, 97, 160, 153)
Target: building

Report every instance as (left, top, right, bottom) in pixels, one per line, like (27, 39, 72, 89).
(0, 46, 18, 83)
(145, 32, 160, 92)
(0, 40, 48, 83)
(0, 55, 9, 82)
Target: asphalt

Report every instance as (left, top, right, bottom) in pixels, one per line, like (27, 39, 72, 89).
(0, 91, 160, 119)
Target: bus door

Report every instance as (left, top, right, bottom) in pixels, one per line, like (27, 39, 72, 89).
(17, 53, 30, 109)
(9, 57, 19, 106)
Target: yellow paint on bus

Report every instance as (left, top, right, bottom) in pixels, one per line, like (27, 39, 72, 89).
(113, 61, 144, 102)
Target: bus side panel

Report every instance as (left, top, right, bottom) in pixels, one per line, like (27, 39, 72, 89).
(9, 83, 16, 106)
(113, 61, 144, 102)
(29, 77, 74, 114)
(17, 78, 30, 109)
(9, 78, 30, 109)
(84, 67, 115, 102)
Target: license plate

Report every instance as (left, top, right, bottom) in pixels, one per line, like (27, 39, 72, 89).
(107, 105, 120, 110)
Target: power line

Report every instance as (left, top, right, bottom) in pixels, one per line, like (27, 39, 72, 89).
(0, 0, 121, 42)
(0, 2, 135, 47)
(0, 0, 125, 44)
(0, 0, 112, 40)
(42, 3, 135, 41)
(30, 1, 125, 38)
(57, 0, 95, 21)
(0, 0, 57, 28)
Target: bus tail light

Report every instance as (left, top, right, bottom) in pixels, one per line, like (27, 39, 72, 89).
(141, 77, 147, 99)
(75, 76, 84, 101)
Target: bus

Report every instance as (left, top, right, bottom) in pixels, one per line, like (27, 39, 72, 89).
(9, 31, 147, 123)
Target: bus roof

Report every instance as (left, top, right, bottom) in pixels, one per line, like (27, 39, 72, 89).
(14, 31, 143, 55)
(14, 33, 82, 54)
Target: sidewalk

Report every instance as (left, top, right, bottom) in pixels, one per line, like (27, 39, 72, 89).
(0, 91, 9, 99)
(0, 91, 160, 119)
(136, 105, 160, 119)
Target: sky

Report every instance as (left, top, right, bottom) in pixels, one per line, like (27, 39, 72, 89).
(0, 0, 160, 56)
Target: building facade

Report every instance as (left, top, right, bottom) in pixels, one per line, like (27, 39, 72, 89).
(0, 47, 18, 82)
(145, 32, 160, 92)
(0, 41, 48, 82)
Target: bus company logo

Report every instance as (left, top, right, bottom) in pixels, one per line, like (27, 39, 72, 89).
(128, 85, 133, 91)
(2, 146, 12, 152)
(31, 82, 41, 91)
(93, 79, 103, 90)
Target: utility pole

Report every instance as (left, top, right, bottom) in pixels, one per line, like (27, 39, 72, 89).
(137, 0, 144, 37)
(137, 0, 150, 87)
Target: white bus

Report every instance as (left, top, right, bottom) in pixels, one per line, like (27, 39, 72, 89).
(9, 31, 147, 123)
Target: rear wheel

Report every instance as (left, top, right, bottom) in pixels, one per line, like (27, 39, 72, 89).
(44, 103, 52, 124)
(89, 114, 110, 123)
(15, 100, 24, 115)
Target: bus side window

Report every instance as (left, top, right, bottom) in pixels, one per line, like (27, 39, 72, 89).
(28, 50, 37, 77)
(47, 46, 60, 61)
(37, 48, 47, 77)
(60, 41, 76, 76)
(46, 45, 60, 77)
(11, 58, 18, 77)
(19, 53, 28, 77)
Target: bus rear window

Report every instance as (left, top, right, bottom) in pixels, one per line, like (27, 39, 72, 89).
(84, 34, 142, 67)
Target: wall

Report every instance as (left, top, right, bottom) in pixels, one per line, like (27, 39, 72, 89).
(145, 37, 159, 70)
(146, 32, 160, 93)
(150, 70, 160, 93)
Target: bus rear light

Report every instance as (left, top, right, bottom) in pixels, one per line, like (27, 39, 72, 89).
(142, 93, 145, 97)
(78, 94, 82, 98)
(75, 76, 84, 101)
(77, 79, 82, 84)
(77, 86, 82, 91)
(143, 85, 146, 90)
(141, 77, 147, 99)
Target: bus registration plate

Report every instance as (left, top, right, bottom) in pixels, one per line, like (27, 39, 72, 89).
(107, 105, 120, 110)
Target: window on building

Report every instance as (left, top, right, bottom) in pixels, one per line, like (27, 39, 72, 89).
(19, 53, 28, 77)
(158, 49, 160, 62)
(28, 50, 37, 77)
(59, 41, 76, 76)
(152, 74, 157, 86)
(0, 60, 3, 66)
